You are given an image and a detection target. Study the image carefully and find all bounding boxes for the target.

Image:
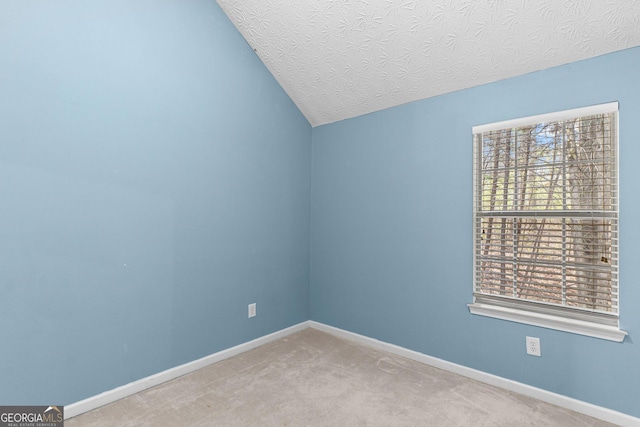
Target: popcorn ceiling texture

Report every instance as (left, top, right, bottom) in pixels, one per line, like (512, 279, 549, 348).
(217, 0, 640, 127)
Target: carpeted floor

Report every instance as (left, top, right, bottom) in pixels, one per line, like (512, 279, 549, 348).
(66, 328, 614, 426)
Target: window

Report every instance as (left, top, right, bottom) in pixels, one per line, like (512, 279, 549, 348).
(468, 103, 626, 342)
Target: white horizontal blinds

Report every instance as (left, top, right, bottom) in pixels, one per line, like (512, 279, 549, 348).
(473, 106, 618, 315)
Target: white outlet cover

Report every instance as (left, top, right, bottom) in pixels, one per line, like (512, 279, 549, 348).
(526, 336, 541, 357)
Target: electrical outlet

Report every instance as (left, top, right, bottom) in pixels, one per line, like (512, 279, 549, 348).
(248, 303, 256, 318)
(526, 336, 541, 356)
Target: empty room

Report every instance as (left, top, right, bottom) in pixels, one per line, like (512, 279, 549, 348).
(1, 0, 639, 425)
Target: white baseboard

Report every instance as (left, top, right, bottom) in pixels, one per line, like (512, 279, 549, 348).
(65, 320, 639, 426)
(309, 321, 640, 427)
(64, 321, 310, 420)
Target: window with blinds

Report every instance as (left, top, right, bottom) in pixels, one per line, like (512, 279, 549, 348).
(469, 103, 626, 341)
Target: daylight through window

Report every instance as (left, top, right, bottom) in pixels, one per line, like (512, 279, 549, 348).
(469, 103, 626, 341)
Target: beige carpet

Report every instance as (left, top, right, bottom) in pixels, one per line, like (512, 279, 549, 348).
(66, 328, 613, 426)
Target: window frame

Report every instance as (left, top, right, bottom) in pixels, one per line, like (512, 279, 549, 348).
(468, 102, 627, 342)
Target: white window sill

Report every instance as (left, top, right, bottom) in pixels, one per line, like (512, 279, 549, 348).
(468, 302, 628, 342)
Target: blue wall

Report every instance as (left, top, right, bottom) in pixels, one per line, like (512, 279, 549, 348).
(2, 0, 638, 418)
(310, 47, 640, 417)
(0, 0, 310, 405)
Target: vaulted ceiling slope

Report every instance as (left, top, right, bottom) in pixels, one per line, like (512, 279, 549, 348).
(217, 0, 640, 127)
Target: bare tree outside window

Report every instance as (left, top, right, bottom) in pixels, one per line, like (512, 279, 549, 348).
(473, 106, 619, 321)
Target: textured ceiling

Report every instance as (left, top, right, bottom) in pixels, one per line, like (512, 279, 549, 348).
(217, 0, 640, 127)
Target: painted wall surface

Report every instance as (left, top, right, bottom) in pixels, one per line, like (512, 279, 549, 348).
(0, 0, 310, 405)
(310, 47, 640, 417)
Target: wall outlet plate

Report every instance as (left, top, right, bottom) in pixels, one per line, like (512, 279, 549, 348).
(526, 336, 541, 356)
(248, 303, 256, 318)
